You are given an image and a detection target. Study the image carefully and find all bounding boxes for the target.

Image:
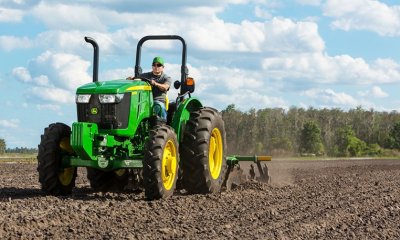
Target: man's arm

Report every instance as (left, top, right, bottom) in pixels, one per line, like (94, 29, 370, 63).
(151, 80, 170, 92)
(151, 74, 171, 92)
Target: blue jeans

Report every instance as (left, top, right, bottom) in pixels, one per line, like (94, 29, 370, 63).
(153, 100, 167, 120)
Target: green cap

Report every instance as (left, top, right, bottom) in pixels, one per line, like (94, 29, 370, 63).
(152, 56, 164, 65)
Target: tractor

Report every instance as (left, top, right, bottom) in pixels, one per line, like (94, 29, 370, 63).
(37, 35, 271, 200)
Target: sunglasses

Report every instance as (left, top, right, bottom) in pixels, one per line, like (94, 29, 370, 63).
(152, 63, 163, 67)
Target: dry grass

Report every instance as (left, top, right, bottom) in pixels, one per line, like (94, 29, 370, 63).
(0, 153, 37, 163)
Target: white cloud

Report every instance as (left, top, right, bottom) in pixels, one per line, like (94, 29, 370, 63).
(371, 86, 388, 98)
(29, 86, 74, 104)
(0, 36, 32, 51)
(0, 119, 19, 128)
(301, 88, 358, 107)
(12, 67, 32, 82)
(254, 6, 272, 19)
(186, 65, 286, 110)
(101, 67, 135, 81)
(7, 1, 400, 112)
(196, 66, 264, 92)
(262, 53, 400, 86)
(261, 18, 325, 53)
(296, 0, 321, 6)
(184, 17, 324, 53)
(262, 53, 337, 83)
(0, 7, 24, 22)
(358, 86, 388, 98)
(33, 75, 50, 86)
(0, 0, 324, 59)
(28, 51, 91, 90)
(32, 3, 107, 31)
(323, 0, 400, 36)
(13, 51, 91, 104)
(2, 2, 326, 56)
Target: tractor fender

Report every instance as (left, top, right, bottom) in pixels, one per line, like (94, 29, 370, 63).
(171, 97, 202, 142)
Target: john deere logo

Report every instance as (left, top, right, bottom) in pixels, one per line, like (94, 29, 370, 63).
(91, 107, 98, 114)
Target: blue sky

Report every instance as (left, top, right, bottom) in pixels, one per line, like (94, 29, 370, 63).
(1, 0, 400, 148)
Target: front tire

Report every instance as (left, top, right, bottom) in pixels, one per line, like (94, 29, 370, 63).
(143, 125, 179, 200)
(181, 107, 227, 194)
(37, 123, 77, 196)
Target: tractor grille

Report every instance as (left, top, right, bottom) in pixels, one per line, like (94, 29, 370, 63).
(77, 93, 131, 129)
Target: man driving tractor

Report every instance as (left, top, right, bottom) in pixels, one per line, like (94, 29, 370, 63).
(127, 56, 171, 120)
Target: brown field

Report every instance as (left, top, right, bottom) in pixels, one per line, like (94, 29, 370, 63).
(1, 158, 400, 239)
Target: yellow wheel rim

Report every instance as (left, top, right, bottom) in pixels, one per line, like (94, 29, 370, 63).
(59, 137, 74, 154)
(162, 140, 177, 190)
(115, 169, 126, 177)
(58, 137, 75, 186)
(209, 128, 223, 179)
(58, 168, 75, 186)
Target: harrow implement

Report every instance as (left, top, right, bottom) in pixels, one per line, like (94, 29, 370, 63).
(224, 155, 272, 190)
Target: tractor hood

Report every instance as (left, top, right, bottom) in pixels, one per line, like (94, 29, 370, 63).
(76, 79, 150, 94)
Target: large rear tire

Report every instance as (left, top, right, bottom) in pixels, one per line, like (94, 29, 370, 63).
(37, 123, 77, 196)
(143, 125, 179, 200)
(181, 107, 227, 194)
(86, 168, 129, 192)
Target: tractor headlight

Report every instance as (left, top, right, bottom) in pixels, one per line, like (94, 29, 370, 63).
(76, 94, 91, 103)
(98, 94, 124, 103)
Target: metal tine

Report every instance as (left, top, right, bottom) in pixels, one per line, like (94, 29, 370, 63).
(225, 165, 246, 191)
(249, 164, 256, 180)
(256, 162, 271, 183)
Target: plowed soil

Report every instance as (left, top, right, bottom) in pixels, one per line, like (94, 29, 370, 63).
(1, 159, 400, 239)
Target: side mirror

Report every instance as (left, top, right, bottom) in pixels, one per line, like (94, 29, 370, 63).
(174, 80, 181, 89)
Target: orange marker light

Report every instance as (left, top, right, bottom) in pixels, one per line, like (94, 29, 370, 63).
(186, 77, 194, 86)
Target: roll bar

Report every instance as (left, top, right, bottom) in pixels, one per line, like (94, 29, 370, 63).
(134, 35, 188, 95)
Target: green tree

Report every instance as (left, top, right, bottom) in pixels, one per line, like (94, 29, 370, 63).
(0, 138, 6, 155)
(389, 121, 400, 149)
(221, 105, 400, 157)
(334, 126, 367, 157)
(334, 126, 353, 157)
(347, 136, 367, 157)
(299, 121, 324, 155)
(365, 143, 382, 156)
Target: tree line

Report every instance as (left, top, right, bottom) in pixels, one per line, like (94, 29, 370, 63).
(0, 139, 37, 154)
(221, 105, 400, 157)
(3, 105, 400, 157)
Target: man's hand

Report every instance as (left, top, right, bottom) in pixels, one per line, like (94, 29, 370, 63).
(148, 79, 169, 91)
(126, 76, 134, 80)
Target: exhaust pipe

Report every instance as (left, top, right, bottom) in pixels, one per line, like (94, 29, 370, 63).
(84, 36, 99, 82)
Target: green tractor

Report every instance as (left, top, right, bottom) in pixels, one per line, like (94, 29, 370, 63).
(37, 35, 271, 200)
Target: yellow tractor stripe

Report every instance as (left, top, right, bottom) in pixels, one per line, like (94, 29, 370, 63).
(127, 85, 152, 91)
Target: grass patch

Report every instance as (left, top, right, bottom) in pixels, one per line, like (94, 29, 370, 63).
(0, 153, 37, 163)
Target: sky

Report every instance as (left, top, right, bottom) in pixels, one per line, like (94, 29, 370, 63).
(1, 0, 400, 148)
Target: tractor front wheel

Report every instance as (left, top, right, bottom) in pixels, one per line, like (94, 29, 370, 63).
(143, 125, 179, 200)
(181, 107, 227, 194)
(37, 123, 77, 195)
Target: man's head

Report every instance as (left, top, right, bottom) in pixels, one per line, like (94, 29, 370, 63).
(152, 56, 164, 76)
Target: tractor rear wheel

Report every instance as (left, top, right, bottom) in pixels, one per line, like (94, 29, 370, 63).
(143, 125, 179, 200)
(181, 107, 227, 194)
(37, 123, 77, 195)
(86, 168, 129, 192)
